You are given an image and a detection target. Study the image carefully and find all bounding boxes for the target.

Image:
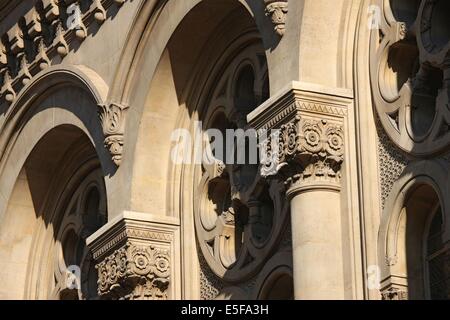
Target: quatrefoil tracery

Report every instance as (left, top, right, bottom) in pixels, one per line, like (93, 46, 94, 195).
(194, 45, 289, 283)
(370, 0, 450, 156)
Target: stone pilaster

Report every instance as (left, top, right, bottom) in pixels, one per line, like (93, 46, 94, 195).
(87, 211, 181, 300)
(248, 81, 352, 299)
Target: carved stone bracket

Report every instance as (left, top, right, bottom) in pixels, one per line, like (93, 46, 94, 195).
(87, 211, 181, 300)
(98, 102, 129, 166)
(248, 82, 351, 196)
(264, 0, 288, 37)
(260, 115, 344, 193)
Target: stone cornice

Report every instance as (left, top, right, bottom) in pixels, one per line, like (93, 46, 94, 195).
(87, 211, 180, 261)
(0, 0, 129, 105)
(248, 81, 352, 131)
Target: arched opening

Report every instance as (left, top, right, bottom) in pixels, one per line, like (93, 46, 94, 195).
(382, 182, 449, 300)
(126, 0, 291, 299)
(0, 125, 107, 299)
(403, 184, 439, 299)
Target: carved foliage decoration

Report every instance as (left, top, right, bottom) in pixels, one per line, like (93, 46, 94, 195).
(96, 243, 170, 300)
(98, 103, 129, 166)
(370, 0, 450, 155)
(381, 286, 408, 300)
(260, 114, 344, 190)
(264, 0, 288, 37)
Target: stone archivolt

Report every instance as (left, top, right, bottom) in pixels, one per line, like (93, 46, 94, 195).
(96, 242, 171, 300)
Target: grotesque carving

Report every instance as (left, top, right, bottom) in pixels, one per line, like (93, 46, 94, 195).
(264, 0, 288, 37)
(98, 103, 129, 166)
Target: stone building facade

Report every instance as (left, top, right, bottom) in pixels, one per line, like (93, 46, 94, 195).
(0, 0, 448, 300)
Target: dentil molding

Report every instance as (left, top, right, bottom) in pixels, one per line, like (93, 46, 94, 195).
(0, 0, 130, 105)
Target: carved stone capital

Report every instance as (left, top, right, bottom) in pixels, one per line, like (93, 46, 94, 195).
(380, 276, 409, 300)
(264, 0, 288, 37)
(381, 286, 408, 301)
(248, 82, 352, 195)
(98, 102, 129, 166)
(87, 211, 180, 300)
(260, 116, 344, 194)
(96, 242, 170, 300)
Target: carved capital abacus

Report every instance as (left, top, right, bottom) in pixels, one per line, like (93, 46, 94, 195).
(264, 0, 288, 37)
(248, 82, 351, 196)
(87, 212, 180, 300)
(98, 102, 129, 166)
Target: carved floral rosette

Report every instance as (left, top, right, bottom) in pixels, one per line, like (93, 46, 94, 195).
(260, 116, 344, 191)
(96, 242, 170, 300)
(98, 103, 129, 166)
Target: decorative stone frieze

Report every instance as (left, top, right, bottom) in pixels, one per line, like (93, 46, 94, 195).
(98, 102, 129, 166)
(0, 0, 130, 105)
(264, 0, 288, 37)
(248, 82, 351, 195)
(87, 211, 180, 300)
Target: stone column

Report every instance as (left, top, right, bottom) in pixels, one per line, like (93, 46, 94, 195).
(248, 82, 352, 300)
(87, 211, 181, 300)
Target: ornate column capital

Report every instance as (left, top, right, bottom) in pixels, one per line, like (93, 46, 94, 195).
(87, 211, 181, 300)
(95, 242, 170, 300)
(98, 102, 129, 166)
(248, 82, 352, 196)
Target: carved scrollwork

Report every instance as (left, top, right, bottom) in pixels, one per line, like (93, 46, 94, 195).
(96, 243, 170, 300)
(98, 102, 129, 166)
(264, 0, 288, 37)
(260, 116, 344, 191)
